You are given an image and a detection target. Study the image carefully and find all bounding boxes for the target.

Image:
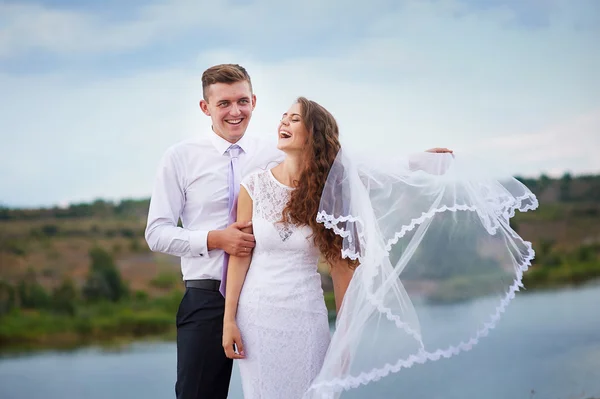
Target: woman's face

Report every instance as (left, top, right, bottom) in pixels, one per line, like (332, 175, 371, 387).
(277, 102, 310, 153)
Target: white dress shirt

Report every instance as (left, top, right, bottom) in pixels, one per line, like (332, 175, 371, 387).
(145, 132, 283, 281)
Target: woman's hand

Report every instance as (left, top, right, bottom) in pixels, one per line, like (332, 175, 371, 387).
(425, 147, 453, 154)
(223, 321, 245, 359)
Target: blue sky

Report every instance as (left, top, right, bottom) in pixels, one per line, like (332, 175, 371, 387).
(1, 0, 599, 208)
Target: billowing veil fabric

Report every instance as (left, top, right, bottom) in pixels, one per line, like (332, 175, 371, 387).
(303, 149, 538, 399)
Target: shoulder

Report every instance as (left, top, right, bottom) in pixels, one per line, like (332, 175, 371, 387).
(242, 168, 267, 185)
(241, 168, 272, 200)
(159, 136, 213, 165)
(166, 136, 211, 155)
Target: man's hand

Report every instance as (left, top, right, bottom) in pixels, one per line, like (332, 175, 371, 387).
(208, 221, 255, 257)
(223, 321, 245, 359)
(425, 147, 453, 154)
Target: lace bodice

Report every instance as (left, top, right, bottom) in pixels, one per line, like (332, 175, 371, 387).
(239, 168, 324, 310)
(243, 169, 296, 242)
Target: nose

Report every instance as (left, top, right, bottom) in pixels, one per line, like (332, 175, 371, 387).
(280, 116, 290, 126)
(230, 103, 241, 116)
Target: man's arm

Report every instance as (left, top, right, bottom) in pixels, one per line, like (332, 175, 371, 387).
(145, 148, 255, 258)
(145, 148, 209, 257)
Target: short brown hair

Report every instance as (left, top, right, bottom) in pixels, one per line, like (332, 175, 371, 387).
(201, 64, 252, 101)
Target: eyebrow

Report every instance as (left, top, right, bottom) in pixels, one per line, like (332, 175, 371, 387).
(218, 97, 250, 103)
(282, 113, 302, 117)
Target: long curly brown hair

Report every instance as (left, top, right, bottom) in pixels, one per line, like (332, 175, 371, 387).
(281, 97, 351, 267)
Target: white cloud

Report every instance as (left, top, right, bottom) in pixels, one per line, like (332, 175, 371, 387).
(0, 0, 598, 207)
(0, 1, 216, 57)
(4, 0, 596, 59)
(0, 0, 395, 58)
(463, 109, 600, 177)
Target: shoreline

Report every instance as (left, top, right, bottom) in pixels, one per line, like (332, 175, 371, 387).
(3, 281, 599, 355)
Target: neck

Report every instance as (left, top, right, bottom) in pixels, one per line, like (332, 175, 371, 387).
(212, 126, 242, 144)
(279, 153, 304, 187)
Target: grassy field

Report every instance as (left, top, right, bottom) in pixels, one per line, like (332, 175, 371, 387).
(1, 173, 599, 350)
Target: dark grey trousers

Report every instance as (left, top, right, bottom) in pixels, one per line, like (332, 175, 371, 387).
(175, 287, 233, 399)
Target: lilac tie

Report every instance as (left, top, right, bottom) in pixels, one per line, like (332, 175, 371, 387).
(219, 144, 242, 297)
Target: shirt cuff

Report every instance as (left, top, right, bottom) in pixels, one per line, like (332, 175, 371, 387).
(189, 230, 209, 258)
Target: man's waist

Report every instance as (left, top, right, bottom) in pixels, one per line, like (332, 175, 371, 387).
(180, 257, 223, 281)
(185, 279, 220, 291)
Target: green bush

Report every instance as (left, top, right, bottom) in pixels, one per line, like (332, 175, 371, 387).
(0, 280, 16, 316)
(3, 239, 27, 256)
(324, 291, 336, 313)
(129, 238, 142, 252)
(134, 290, 149, 301)
(51, 278, 78, 315)
(82, 247, 128, 302)
(150, 272, 179, 290)
(576, 245, 596, 262)
(41, 224, 59, 237)
(524, 260, 600, 288)
(112, 243, 122, 254)
(151, 289, 183, 314)
(17, 273, 51, 310)
(119, 227, 136, 238)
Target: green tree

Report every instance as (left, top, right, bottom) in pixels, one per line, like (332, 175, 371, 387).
(82, 247, 128, 302)
(576, 245, 595, 263)
(538, 239, 555, 258)
(17, 269, 51, 309)
(51, 277, 78, 315)
(90, 199, 114, 218)
(0, 206, 10, 221)
(41, 224, 60, 237)
(538, 174, 551, 192)
(0, 280, 16, 316)
(559, 172, 572, 201)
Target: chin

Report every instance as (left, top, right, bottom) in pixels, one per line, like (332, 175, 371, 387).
(276, 141, 294, 153)
(276, 142, 287, 151)
(225, 122, 247, 137)
(225, 129, 245, 142)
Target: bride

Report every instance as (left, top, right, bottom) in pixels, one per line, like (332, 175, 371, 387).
(222, 97, 537, 398)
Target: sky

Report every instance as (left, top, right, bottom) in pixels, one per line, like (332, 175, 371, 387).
(0, 0, 599, 208)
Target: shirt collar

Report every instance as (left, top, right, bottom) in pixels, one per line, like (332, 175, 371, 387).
(209, 129, 253, 155)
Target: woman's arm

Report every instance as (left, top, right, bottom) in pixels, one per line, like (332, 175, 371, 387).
(330, 259, 356, 373)
(222, 186, 254, 359)
(330, 259, 355, 314)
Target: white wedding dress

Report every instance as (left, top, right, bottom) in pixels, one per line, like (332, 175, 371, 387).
(236, 168, 331, 399)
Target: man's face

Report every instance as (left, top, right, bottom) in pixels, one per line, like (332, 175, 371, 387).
(199, 81, 256, 143)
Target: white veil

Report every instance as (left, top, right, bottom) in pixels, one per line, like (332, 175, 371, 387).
(303, 149, 538, 398)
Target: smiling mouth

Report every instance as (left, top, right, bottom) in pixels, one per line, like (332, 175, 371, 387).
(279, 130, 291, 139)
(226, 119, 243, 125)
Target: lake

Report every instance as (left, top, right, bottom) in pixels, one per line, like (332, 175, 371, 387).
(1, 285, 599, 399)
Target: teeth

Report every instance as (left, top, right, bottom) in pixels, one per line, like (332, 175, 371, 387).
(227, 119, 242, 124)
(279, 131, 291, 138)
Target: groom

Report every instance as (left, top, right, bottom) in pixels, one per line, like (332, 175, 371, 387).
(145, 64, 282, 399)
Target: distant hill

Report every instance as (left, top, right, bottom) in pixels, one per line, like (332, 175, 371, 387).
(1, 173, 599, 350)
(0, 173, 599, 295)
(0, 198, 151, 221)
(515, 172, 600, 204)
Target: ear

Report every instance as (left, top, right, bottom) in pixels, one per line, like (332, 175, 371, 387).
(199, 99, 210, 116)
(251, 94, 257, 111)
